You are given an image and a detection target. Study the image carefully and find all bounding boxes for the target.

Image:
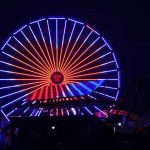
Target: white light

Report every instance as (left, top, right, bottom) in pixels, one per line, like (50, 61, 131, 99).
(51, 126, 55, 130)
(118, 122, 122, 126)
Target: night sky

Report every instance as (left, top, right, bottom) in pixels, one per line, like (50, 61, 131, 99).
(0, 0, 150, 97)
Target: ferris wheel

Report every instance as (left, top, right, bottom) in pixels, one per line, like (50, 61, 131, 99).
(0, 17, 120, 121)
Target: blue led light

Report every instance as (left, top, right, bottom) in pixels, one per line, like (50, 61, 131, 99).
(86, 25, 100, 35)
(1, 37, 11, 50)
(13, 25, 27, 35)
(83, 107, 93, 115)
(30, 18, 46, 24)
(68, 18, 84, 24)
(1, 109, 10, 122)
(102, 37, 112, 50)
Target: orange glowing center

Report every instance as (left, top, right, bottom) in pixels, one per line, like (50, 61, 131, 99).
(51, 71, 64, 84)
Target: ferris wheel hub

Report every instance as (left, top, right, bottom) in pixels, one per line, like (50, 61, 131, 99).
(51, 71, 64, 84)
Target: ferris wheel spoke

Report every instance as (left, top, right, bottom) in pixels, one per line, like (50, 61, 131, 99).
(29, 26, 51, 72)
(66, 69, 118, 79)
(56, 19, 59, 70)
(30, 91, 38, 100)
(65, 43, 107, 74)
(1, 82, 48, 108)
(55, 85, 59, 98)
(0, 81, 48, 90)
(94, 106, 108, 117)
(58, 20, 67, 70)
(47, 20, 56, 70)
(65, 84, 74, 97)
(2, 51, 48, 75)
(94, 91, 116, 100)
(38, 22, 55, 71)
(21, 31, 50, 74)
(61, 26, 85, 71)
(60, 22, 76, 69)
(7, 43, 49, 75)
(62, 36, 100, 72)
(44, 86, 49, 99)
(66, 61, 115, 77)
(13, 36, 51, 73)
(38, 86, 44, 100)
(0, 81, 47, 99)
(71, 84, 83, 95)
(0, 69, 48, 79)
(62, 30, 93, 72)
(59, 84, 66, 97)
(0, 60, 47, 77)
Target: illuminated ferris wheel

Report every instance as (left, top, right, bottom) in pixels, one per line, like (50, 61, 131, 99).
(0, 17, 120, 121)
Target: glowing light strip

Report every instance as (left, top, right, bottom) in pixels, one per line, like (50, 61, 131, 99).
(87, 25, 100, 35)
(1, 37, 11, 50)
(61, 26, 85, 71)
(79, 83, 91, 92)
(94, 106, 108, 117)
(2, 51, 47, 75)
(47, 20, 56, 70)
(35, 110, 40, 117)
(38, 108, 43, 116)
(60, 22, 76, 69)
(66, 60, 114, 77)
(30, 110, 35, 117)
(113, 53, 119, 69)
(38, 87, 44, 99)
(29, 26, 51, 71)
(66, 109, 70, 116)
(83, 107, 93, 115)
(71, 108, 76, 115)
(0, 81, 46, 90)
(118, 71, 120, 88)
(65, 44, 107, 74)
(65, 84, 74, 96)
(7, 43, 49, 74)
(115, 91, 119, 101)
(38, 22, 54, 71)
(21, 101, 27, 105)
(0, 78, 46, 81)
(49, 17, 65, 20)
(56, 108, 58, 116)
(59, 20, 67, 69)
(95, 91, 116, 100)
(67, 69, 117, 79)
(62, 31, 93, 71)
(31, 91, 37, 100)
(0, 60, 47, 77)
(23, 107, 30, 113)
(0, 69, 46, 78)
(1, 109, 10, 122)
(56, 19, 58, 70)
(30, 18, 46, 24)
(13, 25, 27, 35)
(61, 109, 64, 116)
(59, 84, 66, 97)
(66, 79, 118, 82)
(21, 31, 50, 74)
(102, 37, 112, 50)
(45, 86, 48, 99)
(7, 108, 17, 116)
(55, 85, 59, 98)
(68, 18, 84, 24)
(88, 94, 96, 100)
(99, 86, 117, 90)
(51, 84, 54, 98)
(71, 84, 83, 95)
(63, 35, 100, 72)
(1, 82, 47, 108)
(0, 81, 47, 99)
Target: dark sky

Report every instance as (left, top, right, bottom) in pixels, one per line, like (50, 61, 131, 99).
(0, 0, 150, 96)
